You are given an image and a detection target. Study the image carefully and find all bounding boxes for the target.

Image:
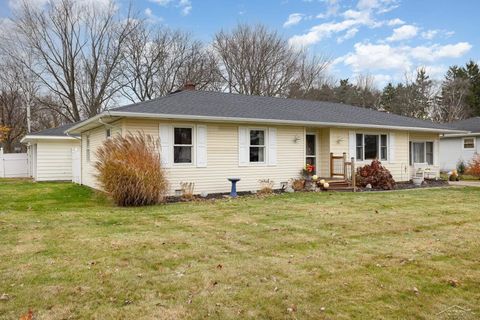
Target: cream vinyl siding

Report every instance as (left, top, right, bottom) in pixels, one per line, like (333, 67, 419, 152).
(331, 128, 413, 181)
(35, 140, 80, 181)
(81, 120, 123, 189)
(121, 119, 304, 195)
(79, 117, 442, 192)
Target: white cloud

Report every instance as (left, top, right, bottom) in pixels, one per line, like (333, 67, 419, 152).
(336, 41, 472, 73)
(337, 27, 359, 43)
(149, 0, 172, 5)
(283, 13, 304, 28)
(179, 0, 192, 15)
(387, 18, 404, 26)
(8, 0, 48, 10)
(421, 30, 438, 40)
(149, 0, 191, 16)
(386, 24, 418, 42)
(144, 7, 163, 23)
(316, 0, 340, 19)
(289, 0, 397, 47)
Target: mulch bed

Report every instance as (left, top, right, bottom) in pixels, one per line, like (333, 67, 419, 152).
(358, 178, 449, 192)
(163, 179, 450, 203)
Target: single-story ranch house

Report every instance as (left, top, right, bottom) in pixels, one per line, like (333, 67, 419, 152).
(64, 87, 462, 195)
(21, 123, 81, 182)
(439, 117, 480, 171)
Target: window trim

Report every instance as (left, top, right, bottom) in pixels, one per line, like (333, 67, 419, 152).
(355, 132, 389, 162)
(173, 125, 194, 166)
(410, 140, 434, 165)
(86, 134, 91, 163)
(248, 128, 267, 164)
(305, 132, 317, 168)
(462, 137, 476, 150)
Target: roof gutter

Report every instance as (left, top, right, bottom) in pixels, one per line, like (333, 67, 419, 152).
(441, 132, 480, 138)
(20, 135, 78, 143)
(65, 110, 468, 134)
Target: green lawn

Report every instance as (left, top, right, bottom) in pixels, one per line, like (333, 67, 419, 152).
(1, 180, 479, 319)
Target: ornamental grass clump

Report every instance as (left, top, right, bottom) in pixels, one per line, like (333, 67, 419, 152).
(95, 132, 168, 206)
(356, 159, 396, 190)
(466, 153, 480, 178)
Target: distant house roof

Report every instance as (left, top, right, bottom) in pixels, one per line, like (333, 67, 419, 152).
(446, 117, 480, 134)
(21, 123, 79, 143)
(67, 90, 465, 134)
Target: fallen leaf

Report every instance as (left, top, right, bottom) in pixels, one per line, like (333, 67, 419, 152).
(412, 287, 419, 295)
(447, 279, 460, 287)
(0, 293, 9, 301)
(19, 309, 33, 320)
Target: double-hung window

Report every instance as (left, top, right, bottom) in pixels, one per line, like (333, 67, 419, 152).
(463, 137, 475, 150)
(249, 129, 265, 163)
(410, 141, 434, 165)
(356, 133, 388, 161)
(174, 127, 193, 164)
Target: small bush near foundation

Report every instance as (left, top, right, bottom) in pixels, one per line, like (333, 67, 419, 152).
(356, 159, 396, 190)
(258, 179, 274, 195)
(291, 178, 305, 191)
(95, 132, 168, 206)
(466, 154, 480, 178)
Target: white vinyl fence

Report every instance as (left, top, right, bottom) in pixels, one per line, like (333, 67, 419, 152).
(71, 147, 81, 184)
(0, 148, 29, 178)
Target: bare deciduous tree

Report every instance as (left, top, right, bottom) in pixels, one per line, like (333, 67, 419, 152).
(121, 24, 221, 102)
(7, 0, 138, 122)
(432, 68, 471, 122)
(0, 63, 27, 152)
(213, 24, 329, 97)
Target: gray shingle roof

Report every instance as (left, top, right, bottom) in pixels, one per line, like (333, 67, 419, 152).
(446, 117, 480, 133)
(28, 123, 79, 137)
(113, 90, 453, 131)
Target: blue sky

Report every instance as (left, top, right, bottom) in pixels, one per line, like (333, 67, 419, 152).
(1, 0, 478, 87)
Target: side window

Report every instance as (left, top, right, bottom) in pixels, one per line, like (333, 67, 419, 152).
(173, 127, 193, 164)
(463, 137, 475, 149)
(106, 128, 111, 138)
(249, 130, 265, 163)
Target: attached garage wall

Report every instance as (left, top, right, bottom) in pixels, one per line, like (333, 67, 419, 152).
(35, 139, 81, 181)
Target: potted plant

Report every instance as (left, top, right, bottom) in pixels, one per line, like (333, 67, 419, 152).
(302, 164, 316, 190)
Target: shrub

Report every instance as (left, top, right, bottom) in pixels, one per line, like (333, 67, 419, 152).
(466, 153, 480, 178)
(457, 160, 466, 175)
(290, 178, 305, 191)
(180, 182, 195, 200)
(356, 159, 396, 190)
(258, 179, 274, 195)
(95, 132, 168, 206)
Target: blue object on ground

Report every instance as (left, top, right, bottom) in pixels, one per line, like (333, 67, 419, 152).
(228, 178, 241, 197)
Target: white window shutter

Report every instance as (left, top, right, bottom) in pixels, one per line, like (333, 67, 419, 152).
(348, 131, 356, 160)
(433, 139, 439, 165)
(196, 125, 207, 167)
(238, 127, 248, 166)
(159, 124, 172, 168)
(389, 133, 396, 163)
(268, 128, 277, 166)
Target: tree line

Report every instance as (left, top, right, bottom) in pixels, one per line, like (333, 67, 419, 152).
(0, 0, 479, 152)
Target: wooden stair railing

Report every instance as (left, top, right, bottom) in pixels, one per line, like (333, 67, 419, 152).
(330, 152, 356, 192)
